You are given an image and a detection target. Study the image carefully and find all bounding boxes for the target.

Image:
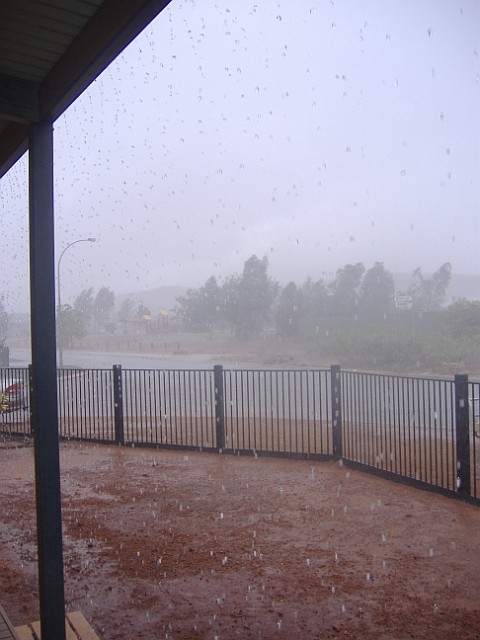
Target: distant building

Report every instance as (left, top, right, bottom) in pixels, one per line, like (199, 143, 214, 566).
(120, 311, 169, 334)
(119, 315, 152, 335)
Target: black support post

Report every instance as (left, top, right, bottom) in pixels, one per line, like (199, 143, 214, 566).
(113, 364, 124, 445)
(29, 119, 66, 640)
(454, 374, 471, 497)
(331, 364, 343, 458)
(214, 364, 225, 452)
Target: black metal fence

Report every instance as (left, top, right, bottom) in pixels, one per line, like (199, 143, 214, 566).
(1, 365, 479, 504)
(222, 367, 333, 457)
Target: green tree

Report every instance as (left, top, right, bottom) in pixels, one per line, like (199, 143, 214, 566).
(73, 287, 94, 324)
(224, 255, 278, 339)
(328, 262, 365, 316)
(275, 281, 303, 338)
(408, 263, 452, 311)
(117, 297, 135, 321)
(222, 273, 242, 335)
(300, 277, 327, 337)
(175, 276, 223, 332)
(93, 286, 115, 330)
(135, 302, 151, 318)
(174, 288, 198, 330)
(0, 296, 9, 341)
(201, 275, 223, 330)
(57, 304, 87, 348)
(443, 298, 480, 339)
(359, 262, 395, 318)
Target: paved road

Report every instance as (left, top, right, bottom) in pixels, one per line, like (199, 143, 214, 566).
(9, 347, 225, 370)
(8, 347, 296, 371)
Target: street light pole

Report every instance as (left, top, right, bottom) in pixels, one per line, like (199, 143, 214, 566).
(57, 237, 96, 368)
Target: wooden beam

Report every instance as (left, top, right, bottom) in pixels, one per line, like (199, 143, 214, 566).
(40, 0, 173, 120)
(0, 122, 29, 178)
(0, 0, 172, 179)
(0, 74, 40, 123)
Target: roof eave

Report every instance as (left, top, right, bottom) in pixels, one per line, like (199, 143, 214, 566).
(0, 0, 172, 180)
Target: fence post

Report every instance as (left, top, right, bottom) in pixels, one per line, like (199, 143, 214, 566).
(214, 364, 225, 452)
(331, 364, 343, 459)
(113, 365, 124, 445)
(454, 373, 470, 497)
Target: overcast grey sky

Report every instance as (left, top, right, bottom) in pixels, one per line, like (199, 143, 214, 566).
(0, 0, 479, 312)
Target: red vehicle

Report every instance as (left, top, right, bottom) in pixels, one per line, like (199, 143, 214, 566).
(0, 376, 29, 414)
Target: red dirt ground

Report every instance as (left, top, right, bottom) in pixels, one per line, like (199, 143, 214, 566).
(1, 439, 479, 640)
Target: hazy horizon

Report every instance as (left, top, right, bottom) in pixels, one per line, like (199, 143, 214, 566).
(8, 268, 480, 317)
(1, 1, 478, 314)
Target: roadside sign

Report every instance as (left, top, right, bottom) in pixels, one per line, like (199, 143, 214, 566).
(394, 295, 413, 310)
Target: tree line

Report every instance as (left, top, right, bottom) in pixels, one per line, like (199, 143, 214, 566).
(3, 254, 477, 371)
(57, 286, 115, 347)
(173, 255, 454, 339)
(56, 286, 157, 347)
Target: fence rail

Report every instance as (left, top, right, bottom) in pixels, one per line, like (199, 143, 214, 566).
(1, 365, 478, 504)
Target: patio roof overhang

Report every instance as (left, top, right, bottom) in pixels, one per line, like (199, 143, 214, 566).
(0, 0, 172, 179)
(0, 2, 172, 638)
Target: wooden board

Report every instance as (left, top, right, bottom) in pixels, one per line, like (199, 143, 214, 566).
(14, 612, 99, 640)
(66, 613, 101, 640)
(0, 604, 21, 640)
(10, 628, 32, 640)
